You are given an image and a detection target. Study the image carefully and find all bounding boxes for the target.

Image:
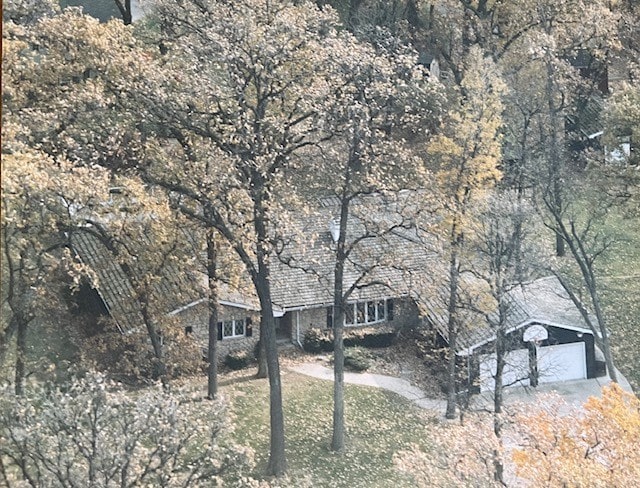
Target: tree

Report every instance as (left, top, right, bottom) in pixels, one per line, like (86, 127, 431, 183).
(540, 175, 620, 383)
(466, 191, 539, 483)
(394, 411, 500, 487)
(1, 145, 110, 394)
(112, 0, 134, 24)
(425, 46, 504, 419)
(513, 383, 640, 487)
(119, 0, 366, 474)
(285, 28, 441, 452)
(3, 0, 60, 25)
(2, 1, 346, 473)
(70, 179, 204, 384)
(602, 84, 640, 214)
(490, 0, 618, 257)
(2, 8, 148, 172)
(0, 371, 254, 486)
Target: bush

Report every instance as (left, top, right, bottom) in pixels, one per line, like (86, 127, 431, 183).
(80, 320, 203, 384)
(344, 326, 396, 348)
(303, 326, 397, 353)
(224, 349, 252, 370)
(0, 372, 254, 487)
(302, 327, 333, 353)
(344, 347, 373, 372)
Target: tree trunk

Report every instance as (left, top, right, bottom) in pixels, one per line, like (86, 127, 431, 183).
(347, 0, 363, 28)
(589, 278, 618, 382)
(255, 271, 287, 476)
(553, 182, 565, 257)
(0, 315, 18, 368)
(206, 227, 219, 399)
(139, 296, 166, 382)
(332, 312, 346, 451)
(406, 0, 422, 30)
(445, 247, 460, 419)
(493, 330, 505, 485)
(14, 315, 27, 396)
(256, 335, 268, 378)
(331, 199, 350, 452)
(253, 192, 287, 476)
(545, 57, 566, 258)
(114, 0, 133, 25)
(554, 226, 618, 384)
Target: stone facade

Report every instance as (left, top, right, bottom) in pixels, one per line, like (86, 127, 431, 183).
(172, 301, 260, 362)
(169, 297, 419, 361)
(281, 297, 420, 343)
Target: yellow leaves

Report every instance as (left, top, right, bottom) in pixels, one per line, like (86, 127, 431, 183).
(513, 384, 640, 487)
(427, 48, 504, 220)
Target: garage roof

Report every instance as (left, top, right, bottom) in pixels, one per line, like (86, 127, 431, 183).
(424, 275, 596, 355)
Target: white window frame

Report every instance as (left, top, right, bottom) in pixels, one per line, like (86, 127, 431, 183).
(344, 300, 387, 327)
(222, 318, 246, 338)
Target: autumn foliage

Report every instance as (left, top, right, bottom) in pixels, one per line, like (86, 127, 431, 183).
(513, 384, 640, 487)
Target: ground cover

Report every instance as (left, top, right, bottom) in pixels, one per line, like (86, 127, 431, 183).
(597, 206, 640, 391)
(225, 370, 435, 487)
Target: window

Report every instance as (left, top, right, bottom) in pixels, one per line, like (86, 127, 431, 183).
(326, 299, 393, 327)
(217, 318, 247, 339)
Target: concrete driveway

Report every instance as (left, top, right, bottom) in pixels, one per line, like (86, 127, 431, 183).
(289, 362, 446, 411)
(290, 361, 634, 415)
(470, 369, 635, 413)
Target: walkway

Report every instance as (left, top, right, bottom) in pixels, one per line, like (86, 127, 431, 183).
(289, 362, 446, 411)
(290, 363, 635, 415)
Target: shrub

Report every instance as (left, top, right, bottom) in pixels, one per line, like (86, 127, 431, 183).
(303, 326, 397, 353)
(224, 349, 252, 370)
(344, 326, 396, 348)
(80, 320, 203, 384)
(302, 327, 333, 353)
(0, 372, 254, 487)
(344, 347, 373, 372)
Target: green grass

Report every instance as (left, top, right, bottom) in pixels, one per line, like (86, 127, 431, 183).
(226, 371, 434, 487)
(596, 208, 640, 392)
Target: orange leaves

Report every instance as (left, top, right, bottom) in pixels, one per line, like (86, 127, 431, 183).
(513, 384, 640, 487)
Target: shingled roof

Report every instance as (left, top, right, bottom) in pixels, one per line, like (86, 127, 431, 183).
(423, 275, 596, 355)
(70, 228, 257, 333)
(70, 191, 436, 328)
(70, 230, 144, 333)
(270, 196, 435, 310)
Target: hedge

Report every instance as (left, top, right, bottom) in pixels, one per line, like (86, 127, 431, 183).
(302, 326, 396, 353)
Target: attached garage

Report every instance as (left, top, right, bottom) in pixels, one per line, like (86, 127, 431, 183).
(430, 276, 606, 393)
(477, 341, 589, 391)
(479, 349, 530, 392)
(537, 342, 587, 384)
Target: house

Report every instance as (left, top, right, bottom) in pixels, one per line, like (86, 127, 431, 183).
(69, 228, 262, 360)
(424, 276, 604, 392)
(70, 198, 606, 391)
(268, 196, 430, 345)
(69, 194, 430, 361)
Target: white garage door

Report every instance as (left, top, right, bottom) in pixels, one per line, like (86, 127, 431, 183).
(479, 349, 531, 392)
(537, 342, 586, 384)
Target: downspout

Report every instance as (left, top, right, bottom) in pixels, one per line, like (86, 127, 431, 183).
(467, 354, 471, 394)
(296, 310, 303, 348)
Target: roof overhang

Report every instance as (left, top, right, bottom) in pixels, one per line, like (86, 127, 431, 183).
(167, 297, 264, 317)
(275, 293, 408, 313)
(456, 318, 596, 357)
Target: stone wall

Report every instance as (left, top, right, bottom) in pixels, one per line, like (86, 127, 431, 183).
(171, 301, 260, 362)
(290, 297, 420, 342)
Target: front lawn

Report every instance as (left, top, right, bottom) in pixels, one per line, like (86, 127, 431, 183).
(226, 370, 434, 487)
(597, 207, 640, 391)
